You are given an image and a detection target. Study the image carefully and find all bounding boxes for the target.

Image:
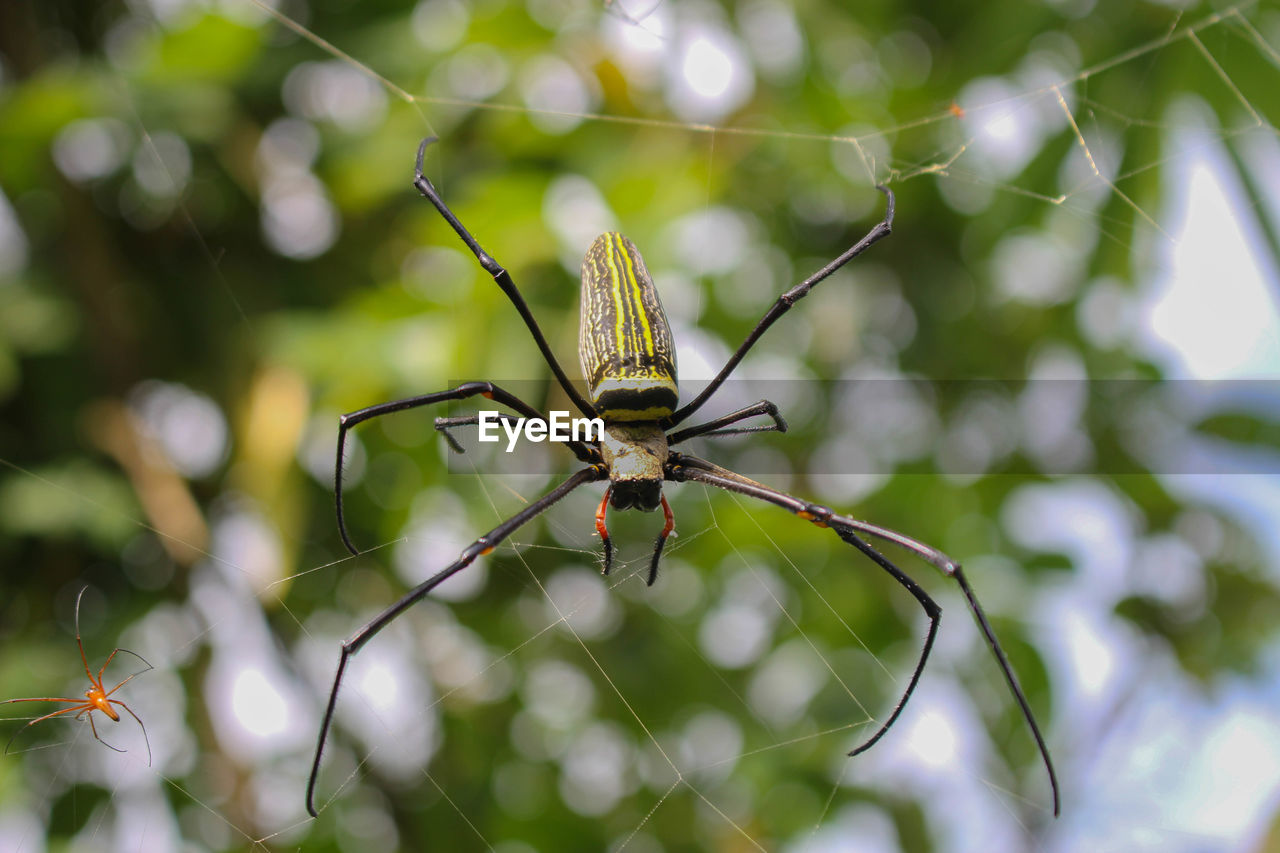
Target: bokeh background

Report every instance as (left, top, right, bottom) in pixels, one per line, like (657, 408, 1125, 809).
(2, 0, 1279, 850)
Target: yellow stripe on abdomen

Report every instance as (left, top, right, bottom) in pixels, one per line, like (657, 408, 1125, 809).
(579, 232, 678, 421)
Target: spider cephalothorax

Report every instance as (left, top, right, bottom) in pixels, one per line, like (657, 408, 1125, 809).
(307, 137, 1060, 819)
(599, 422, 667, 511)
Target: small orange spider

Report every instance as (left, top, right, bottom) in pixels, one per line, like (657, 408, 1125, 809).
(2, 588, 152, 764)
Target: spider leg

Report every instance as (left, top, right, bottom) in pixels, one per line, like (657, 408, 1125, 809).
(102, 649, 155, 697)
(666, 400, 788, 446)
(664, 187, 893, 428)
(596, 490, 675, 587)
(433, 412, 525, 455)
(648, 495, 675, 586)
(770, 512, 1060, 809)
(413, 137, 596, 420)
(95, 648, 117, 688)
(595, 487, 613, 575)
(1, 696, 86, 705)
(668, 453, 1059, 816)
(111, 700, 152, 766)
(72, 589, 152, 696)
(74, 587, 94, 684)
(4, 702, 91, 755)
(85, 709, 126, 754)
(671, 457, 939, 754)
(307, 465, 605, 817)
(336, 381, 599, 554)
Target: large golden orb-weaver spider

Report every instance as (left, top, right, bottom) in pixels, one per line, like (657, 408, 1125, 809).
(306, 138, 1059, 818)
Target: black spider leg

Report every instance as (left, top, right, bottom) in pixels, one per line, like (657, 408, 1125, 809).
(433, 412, 525, 454)
(412, 138, 597, 420)
(596, 489, 674, 588)
(648, 495, 675, 586)
(668, 453, 1060, 817)
(644, 399, 791, 583)
(666, 400, 788, 445)
(336, 381, 600, 554)
(307, 465, 605, 817)
(664, 186, 894, 429)
(670, 455, 937, 753)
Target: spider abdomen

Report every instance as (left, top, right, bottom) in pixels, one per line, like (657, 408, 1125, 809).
(579, 232, 678, 421)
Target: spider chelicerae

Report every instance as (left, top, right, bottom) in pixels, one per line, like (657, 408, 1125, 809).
(305, 137, 1059, 818)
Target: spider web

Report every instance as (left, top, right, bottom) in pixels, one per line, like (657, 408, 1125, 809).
(2, 1, 1279, 851)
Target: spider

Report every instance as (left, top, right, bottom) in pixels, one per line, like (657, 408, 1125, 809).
(2, 587, 152, 764)
(306, 137, 1059, 817)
